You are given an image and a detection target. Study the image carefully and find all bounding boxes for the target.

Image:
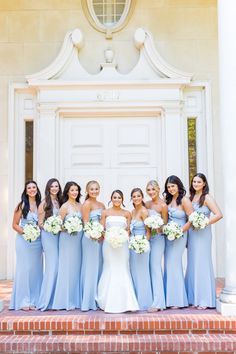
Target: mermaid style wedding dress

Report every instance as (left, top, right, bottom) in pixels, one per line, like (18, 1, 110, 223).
(97, 215, 139, 313)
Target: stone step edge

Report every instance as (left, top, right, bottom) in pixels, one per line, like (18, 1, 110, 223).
(1, 315, 236, 332)
(0, 334, 236, 352)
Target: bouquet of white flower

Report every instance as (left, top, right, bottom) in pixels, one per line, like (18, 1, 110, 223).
(129, 235, 150, 254)
(105, 227, 129, 248)
(144, 215, 164, 236)
(189, 211, 209, 229)
(64, 215, 83, 236)
(163, 221, 183, 241)
(84, 220, 104, 241)
(43, 215, 63, 235)
(23, 222, 41, 242)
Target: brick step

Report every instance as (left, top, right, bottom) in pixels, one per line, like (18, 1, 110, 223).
(0, 313, 236, 335)
(0, 333, 236, 353)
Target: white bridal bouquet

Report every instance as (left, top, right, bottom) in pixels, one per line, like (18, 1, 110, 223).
(84, 220, 104, 241)
(163, 221, 183, 241)
(105, 227, 129, 248)
(64, 215, 83, 236)
(129, 235, 150, 254)
(23, 222, 41, 242)
(43, 215, 63, 235)
(189, 211, 209, 229)
(144, 215, 164, 236)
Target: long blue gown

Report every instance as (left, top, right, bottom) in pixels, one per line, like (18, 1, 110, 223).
(148, 209, 166, 310)
(164, 207, 188, 308)
(129, 220, 152, 310)
(185, 203, 216, 307)
(80, 209, 103, 311)
(37, 207, 59, 311)
(52, 211, 82, 310)
(10, 211, 43, 310)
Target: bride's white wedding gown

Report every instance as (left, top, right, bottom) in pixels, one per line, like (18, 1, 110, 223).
(97, 215, 139, 313)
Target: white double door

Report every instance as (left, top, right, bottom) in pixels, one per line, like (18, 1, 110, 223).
(61, 116, 163, 208)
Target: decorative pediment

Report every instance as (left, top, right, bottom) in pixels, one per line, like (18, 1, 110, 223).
(26, 27, 193, 85)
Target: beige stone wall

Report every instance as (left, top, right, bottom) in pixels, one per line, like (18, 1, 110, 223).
(0, 0, 222, 278)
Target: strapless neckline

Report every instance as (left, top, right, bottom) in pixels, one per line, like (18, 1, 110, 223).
(107, 215, 126, 220)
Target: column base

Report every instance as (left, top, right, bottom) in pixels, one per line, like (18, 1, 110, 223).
(216, 298, 236, 316)
(0, 300, 3, 312)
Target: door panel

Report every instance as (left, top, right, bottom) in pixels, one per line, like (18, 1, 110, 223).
(61, 116, 161, 208)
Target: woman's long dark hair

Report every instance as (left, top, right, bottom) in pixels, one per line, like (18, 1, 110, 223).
(109, 189, 125, 207)
(190, 173, 209, 207)
(163, 175, 186, 206)
(44, 178, 63, 219)
(131, 188, 145, 207)
(62, 181, 81, 204)
(16, 180, 41, 218)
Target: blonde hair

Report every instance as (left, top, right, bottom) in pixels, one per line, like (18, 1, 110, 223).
(85, 180, 100, 200)
(146, 180, 160, 193)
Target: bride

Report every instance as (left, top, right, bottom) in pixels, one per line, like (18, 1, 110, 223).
(97, 190, 139, 313)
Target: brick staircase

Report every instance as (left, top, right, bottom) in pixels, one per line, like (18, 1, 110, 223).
(0, 280, 236, 354)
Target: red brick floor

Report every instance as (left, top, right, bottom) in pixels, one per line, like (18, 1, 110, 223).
(0, 278, 236, 354)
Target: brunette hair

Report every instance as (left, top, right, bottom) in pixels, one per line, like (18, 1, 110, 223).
(85, 180, 100, 201)
(163, 175, 186, 206)
(190, 173, 209, 207)
(16, 180, 41, 218)
(131, 188, 145, 207)
(44, 178, 63, 219)
(62, 181, 81, 204)
(109, 189, 125, 207)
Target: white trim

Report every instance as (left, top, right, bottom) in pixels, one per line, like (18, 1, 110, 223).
(7, 83, 37, 279)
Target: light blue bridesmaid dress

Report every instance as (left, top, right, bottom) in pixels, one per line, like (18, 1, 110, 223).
(37, 207, 59, 311)
(10, 211, 43, 310)
(129, 219, 152, 310)
(149, 209, 166, 310)
(185, 203, 216, 307)
(164, 207, 188, 308)
(52, 211, 83, 310)
(80, 209, 103, 311)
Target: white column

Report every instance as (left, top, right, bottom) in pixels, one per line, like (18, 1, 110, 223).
(164, 105, 186, 180)
(216, 0, 236, 316)
(35, 104, 57, 192)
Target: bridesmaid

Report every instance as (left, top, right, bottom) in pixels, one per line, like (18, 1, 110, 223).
(37, 178, 62, 311)
(80, 180, 105, 311)
(163, 175, 193, 308)
(129, 188, 152, 310)
(146, 180, 168, 311)
(10, 180, 43, 310)
(185, 173, 223, 309)
(52, 181, 83, 310)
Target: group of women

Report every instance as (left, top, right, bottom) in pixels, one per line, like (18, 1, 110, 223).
(9, 173, 223, 313)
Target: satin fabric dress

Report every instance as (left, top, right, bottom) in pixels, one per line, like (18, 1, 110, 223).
(37, 207, 59, 311)
(52, 211, 83, 310)
(80, 209, 103, 311)
(129, 219, 152, 310)
(185, 203, 216, 308)
(10, 211, 43, 310)
(97, 215, 139, 313)
(149, 209, 166, 310)
(164, 207, 188, 308)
